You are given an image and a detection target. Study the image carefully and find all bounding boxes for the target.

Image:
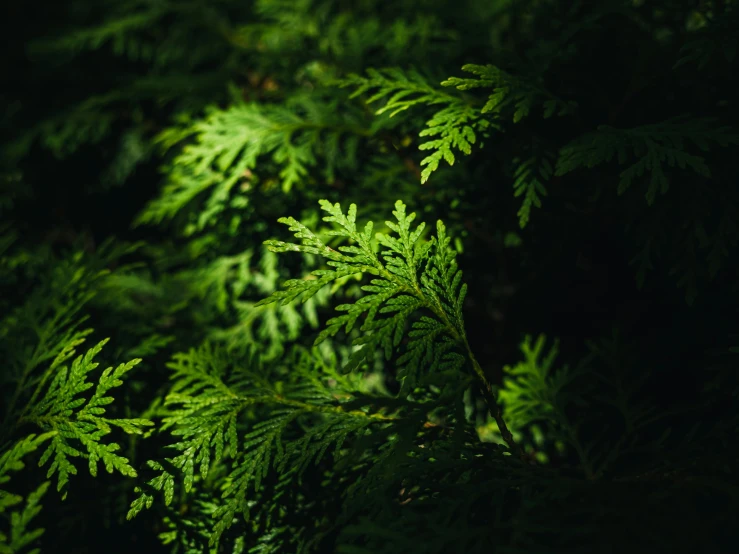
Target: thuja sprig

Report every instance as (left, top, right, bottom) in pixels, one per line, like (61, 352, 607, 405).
(257, 200, 520, 455)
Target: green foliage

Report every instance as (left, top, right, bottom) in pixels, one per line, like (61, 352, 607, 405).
(127, 341, 402, 548)
(8, 102, 117, 161)
(441, 63, 577, 123)
(137, 98, 366, 232)
(258, 199, 477, 396)
(0, 481, 49, 554)
(337, 68, 497, 182)
(556, 116, 739, 205)
(0, 244, 152, 548)
(497, 335, 572, 428)
(337, 68, 455, 118)
(511, 154, 554, 228)
(101, 128, 152, 189)
(3, 0, 739, 552)
(675, 4, 739, 69)
(29, 339, 151, 496)
(208, 249, 332, 360)
(0, 435, 54, 533)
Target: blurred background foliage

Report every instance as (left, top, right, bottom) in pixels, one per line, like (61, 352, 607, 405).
(1, 0, 738, 552)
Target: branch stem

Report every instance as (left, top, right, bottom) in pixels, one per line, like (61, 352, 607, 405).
(464, 341, 521, 457)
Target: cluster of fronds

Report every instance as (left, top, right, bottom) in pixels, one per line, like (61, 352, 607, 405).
(125, 200, 519, 549)
(3, 0, 739, 552)
(0, 241, 152, 552)
(556, 115, 739, 205)
(137, 96, 367, 233)
(336, 68, 493, 182)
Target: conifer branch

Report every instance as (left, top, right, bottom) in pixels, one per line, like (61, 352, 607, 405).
(257, 200, 520, 455)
